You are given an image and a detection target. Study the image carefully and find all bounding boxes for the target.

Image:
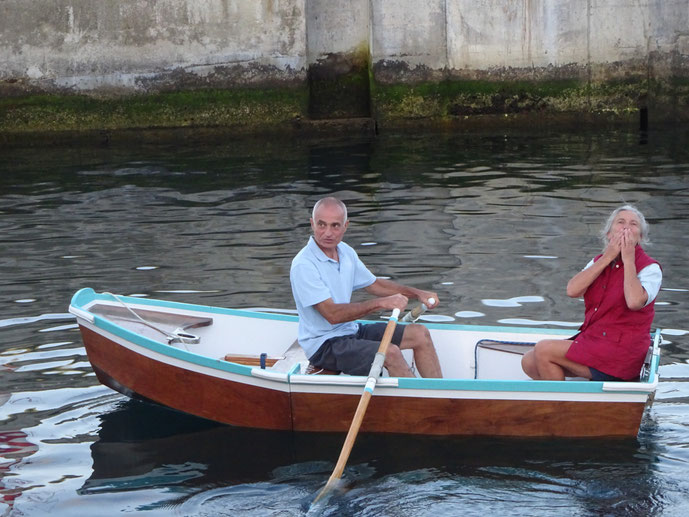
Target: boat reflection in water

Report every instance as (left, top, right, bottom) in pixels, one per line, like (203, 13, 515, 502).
(80, 400, 296, 493)
(80, 399, 662, 515)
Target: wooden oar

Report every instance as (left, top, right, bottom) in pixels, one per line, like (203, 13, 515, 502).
(401, 297, 435, 323)
(312, 307, 402, 504)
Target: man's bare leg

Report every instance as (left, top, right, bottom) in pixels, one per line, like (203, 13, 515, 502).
(400, 324, 442, 378)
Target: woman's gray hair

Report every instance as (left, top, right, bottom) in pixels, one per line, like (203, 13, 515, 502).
(600, 204, 650, 247)
(312, 197, 348, 222)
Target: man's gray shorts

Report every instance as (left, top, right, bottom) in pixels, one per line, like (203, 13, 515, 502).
(308, 322, 406, 376)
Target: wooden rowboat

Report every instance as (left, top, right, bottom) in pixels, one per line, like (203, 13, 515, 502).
(69, 288, 660, 438)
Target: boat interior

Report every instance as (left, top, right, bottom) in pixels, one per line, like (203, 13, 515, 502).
(84, 301, 572, 381)
(83, 297, 656, 383)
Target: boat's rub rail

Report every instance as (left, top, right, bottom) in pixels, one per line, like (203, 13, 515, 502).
(287, 374, 399, 387)
(602, 377, 658, 392)
(69, 306, 95, 324)
(250, 369, 290, 381)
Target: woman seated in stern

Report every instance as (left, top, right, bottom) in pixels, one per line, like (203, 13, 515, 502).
(522, 205, 662, 382)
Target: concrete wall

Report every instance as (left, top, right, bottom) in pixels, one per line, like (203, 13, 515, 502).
(373, 0, 448, 73)
(1, 0, 687, 134)
(373, 0, 688, 81)
(0, 0, 307, 94)
(306, 0, 369, 63)
(4, 0, 686, 94)
(448, 1, 589, 70)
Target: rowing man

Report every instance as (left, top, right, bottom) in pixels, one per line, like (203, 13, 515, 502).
(290, 197, 443, 378)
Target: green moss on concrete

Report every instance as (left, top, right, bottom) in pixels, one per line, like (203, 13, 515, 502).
(371, 79, 651, 124)
(2, 74, 684, 141)
(0, 88, 309, 134)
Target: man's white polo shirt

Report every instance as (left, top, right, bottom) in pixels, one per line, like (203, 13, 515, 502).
(290, 237, 376, 358)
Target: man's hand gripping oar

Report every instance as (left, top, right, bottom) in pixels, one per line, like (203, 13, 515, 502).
(401, 297, 435, 323)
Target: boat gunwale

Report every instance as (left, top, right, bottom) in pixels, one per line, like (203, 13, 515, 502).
(70, 287, 581, 335)
(69, 288, 660, 397)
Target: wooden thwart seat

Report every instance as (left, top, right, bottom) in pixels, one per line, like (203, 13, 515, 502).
(221, 340, 340, 375)
(222, 354, 282, 367)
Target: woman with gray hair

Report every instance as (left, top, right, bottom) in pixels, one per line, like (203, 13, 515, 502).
(522, 205, 662, 382)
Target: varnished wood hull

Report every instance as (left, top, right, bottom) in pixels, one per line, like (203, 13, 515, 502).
(81, 326, 293, 430)
(290, 392, 645, 437)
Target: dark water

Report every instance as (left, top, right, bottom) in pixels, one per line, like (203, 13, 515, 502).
(1, 128, 688, 516)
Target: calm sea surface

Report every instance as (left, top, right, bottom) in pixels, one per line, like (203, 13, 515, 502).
(1, 128, 688, 516)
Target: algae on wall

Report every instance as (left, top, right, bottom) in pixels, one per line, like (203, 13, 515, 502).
(0, 0, 688, 140)
(370, 78, 662, 126)
(0, 88, 309, 137)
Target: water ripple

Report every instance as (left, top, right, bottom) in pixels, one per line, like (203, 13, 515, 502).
(2, 128, 689, 516)
(0, 313, 74, 329)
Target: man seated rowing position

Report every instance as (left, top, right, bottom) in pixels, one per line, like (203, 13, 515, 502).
(290, 197, 443, 378)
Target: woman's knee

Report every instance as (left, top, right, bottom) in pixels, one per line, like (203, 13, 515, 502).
(533, 339, 549, 352)
(522, 349, 534, 367)
(533, 339, 575, 368)
(533, 339, 558, 359)
(521, 350, 538, 378)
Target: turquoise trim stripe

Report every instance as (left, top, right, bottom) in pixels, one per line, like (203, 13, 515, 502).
(396, 377, 607, 393)
(365, 386, 374, 394)
(70, 287, 97, 308)
(397, 376, 655, 394)
(652, 328, 661, 374)
(93, 314, 257, 378)
(72, 288, 299, 323)
(651, 354, 660, 375)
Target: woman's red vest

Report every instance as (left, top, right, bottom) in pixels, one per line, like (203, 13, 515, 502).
(566, 246, 660, 380)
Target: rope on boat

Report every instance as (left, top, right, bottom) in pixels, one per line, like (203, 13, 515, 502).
(103, 292, 201, 345)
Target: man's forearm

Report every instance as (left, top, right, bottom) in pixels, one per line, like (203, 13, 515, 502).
(315, 298, 386, 325)
(365, 278, 417, 298)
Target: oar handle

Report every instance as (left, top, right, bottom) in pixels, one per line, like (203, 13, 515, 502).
(313, 308, 401, 504)
(401, 297, 435, 322)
